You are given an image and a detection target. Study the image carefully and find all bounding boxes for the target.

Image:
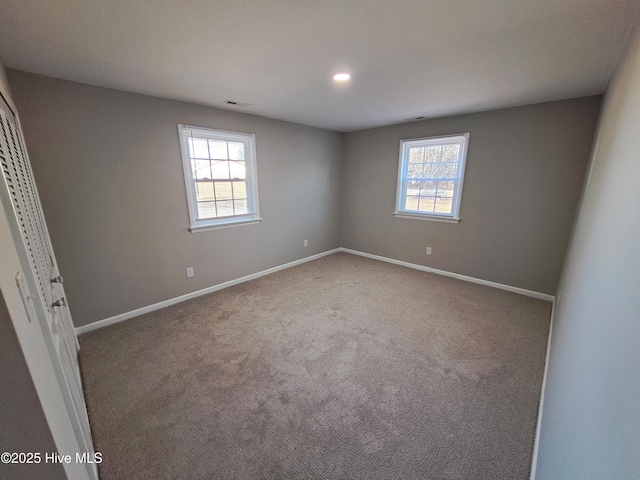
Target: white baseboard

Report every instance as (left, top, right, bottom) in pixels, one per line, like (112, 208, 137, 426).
(529, 296, 556, 480)
(77, 246, 553, 335)
(75, 248, 340, 335)
(339, 248, 555, 302)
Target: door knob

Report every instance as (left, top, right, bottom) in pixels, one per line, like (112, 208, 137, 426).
(52, 297, 66, 308)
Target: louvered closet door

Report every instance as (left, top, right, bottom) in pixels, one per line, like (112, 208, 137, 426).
(0, 105, 94, 459)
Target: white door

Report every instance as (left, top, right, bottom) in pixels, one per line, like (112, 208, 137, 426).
(0, 103, 96, 476)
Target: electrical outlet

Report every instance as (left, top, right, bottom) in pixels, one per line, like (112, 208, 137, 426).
(186, 267, 194, 278)
(304, 239, 308, 247)
(426, 247, 432, 255)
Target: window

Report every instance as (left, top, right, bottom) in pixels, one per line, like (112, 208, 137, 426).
(394, 133, 469, 223)
(178, 125, 261, 231)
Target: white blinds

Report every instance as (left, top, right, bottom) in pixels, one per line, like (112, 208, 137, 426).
(0, 109, 53, 318)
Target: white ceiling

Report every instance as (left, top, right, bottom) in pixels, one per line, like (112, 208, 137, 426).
(1, 0, 639, 132)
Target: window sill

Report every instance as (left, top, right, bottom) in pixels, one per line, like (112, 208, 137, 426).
(393, 212, 460, 224)
(189, 218, 263, 233)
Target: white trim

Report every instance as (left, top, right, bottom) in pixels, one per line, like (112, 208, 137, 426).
(189, 217, 263, 232)
(529, 296, 556, 480)
(395, 132, 470, 221)
(75, 248, 340, 335)
(339, 248, 555, 302)
(178, 124, 260, 231)
(393, 212, 460, 224)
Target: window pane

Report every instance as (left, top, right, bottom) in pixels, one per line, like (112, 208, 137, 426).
(407, 161, 423, 179)
(408, 147, 424, 163)
(196, 200, 216, 219)
(211, 160, 231, 179)
(434, 182, 453, 213)
(423, 162, 438, 178)
(444, 161, 458, 178)
(418, 200, 435, 213)
(434, 195, 453, 214)
(229, 160, 246, 179)
(208, 140, 228, 160)
(195, 181, 215, 201)
(228, 142, 245, 160)
(216, 200, 234, 217)
(404, 195, 419, 211)
(232, 181, 247, 199)
(417, 180, 437, 212)
(425, 145, 442, 162)
(406, 182, 420, 197)
(193, 159, 211, 180)
(233, 199, 248, 215)
(442, 144, 460, 162)
(429, 161, 458, 178)
(213, 181, 233, 200)
(439, 181, 454, 198)
(191, 137, 209, 159)
(419, 180, 438, 197)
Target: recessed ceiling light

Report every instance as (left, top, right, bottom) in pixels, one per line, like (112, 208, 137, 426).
(333, 73, 351, 82)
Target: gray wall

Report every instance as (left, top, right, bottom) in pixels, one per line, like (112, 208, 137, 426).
(341, 98, 601, 295)
(8, 68, 602, 328)
(535, 18, 640, 480)
(7, 70, 343, 326)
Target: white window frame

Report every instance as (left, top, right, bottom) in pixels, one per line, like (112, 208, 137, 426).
(178, 124, 261, 232)
(394, 133, 469, 224)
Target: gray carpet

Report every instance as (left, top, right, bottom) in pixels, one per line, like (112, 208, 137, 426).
(79, 252, 551, 479)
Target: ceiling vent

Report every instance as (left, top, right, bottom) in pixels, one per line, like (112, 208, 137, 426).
(223, 100, 251, 107)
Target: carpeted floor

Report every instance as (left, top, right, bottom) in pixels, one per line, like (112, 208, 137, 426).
(79, 252, 551, 479)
